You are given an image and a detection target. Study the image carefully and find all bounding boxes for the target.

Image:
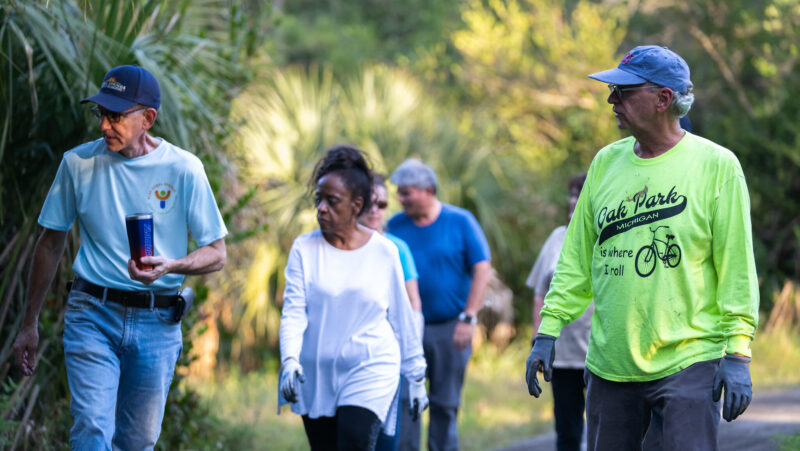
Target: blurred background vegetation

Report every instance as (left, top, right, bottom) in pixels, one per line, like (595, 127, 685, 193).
(1, 0, 799, 448)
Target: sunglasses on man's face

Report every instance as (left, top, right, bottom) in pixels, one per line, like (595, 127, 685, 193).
(91, 106, 148, 124)
(607, 84, 656, 99)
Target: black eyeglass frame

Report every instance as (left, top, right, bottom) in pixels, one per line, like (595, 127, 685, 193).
(90, 106, 149, 124)
(607, 83, 660, 99)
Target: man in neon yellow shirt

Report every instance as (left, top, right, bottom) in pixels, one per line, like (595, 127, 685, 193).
(525, 46, 759, 450)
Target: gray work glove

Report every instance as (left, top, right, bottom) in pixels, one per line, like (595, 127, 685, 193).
(712, 354, 752, 422)
(407, 377, 429, 421)
(525, 334, 556, 397)
(279, 357, 305, 403)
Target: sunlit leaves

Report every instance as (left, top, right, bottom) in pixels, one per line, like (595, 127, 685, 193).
(451, 0, 627, 172)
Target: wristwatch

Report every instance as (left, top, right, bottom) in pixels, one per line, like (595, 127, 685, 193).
(458, 312, 478, 325)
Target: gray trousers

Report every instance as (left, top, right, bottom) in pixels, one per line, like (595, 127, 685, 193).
(398, 319, 471, 451)
(585, 358, 721, 451)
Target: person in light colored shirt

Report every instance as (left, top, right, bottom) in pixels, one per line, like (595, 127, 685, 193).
(13, 65, 227, 450)
(279, 146, 429, 451)
(527, 173, 591, 451)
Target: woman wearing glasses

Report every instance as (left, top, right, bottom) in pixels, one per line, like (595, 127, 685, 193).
(359, 173, 425, 451)
(279, 146, 428, 451)
(359, 174, 424, 329)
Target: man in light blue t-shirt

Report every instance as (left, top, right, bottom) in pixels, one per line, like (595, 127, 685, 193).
(12, 65, 227, 450)
(387, 159, 491, 451)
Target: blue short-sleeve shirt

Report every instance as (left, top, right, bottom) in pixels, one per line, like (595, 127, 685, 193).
(387, 204, 490, 323)
(385, 232, 418, 282)
(38, 138, 228, 291)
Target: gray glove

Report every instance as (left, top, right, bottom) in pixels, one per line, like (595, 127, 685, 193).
(712, 354, 752, 422)
(525, 334, 556, 397)
(279, 357, 305, 403)
(407, 377, 429, 421)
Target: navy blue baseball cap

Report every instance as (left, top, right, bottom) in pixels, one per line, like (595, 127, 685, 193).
(588, 45, 692, 94)
(81, 65, 161, 112)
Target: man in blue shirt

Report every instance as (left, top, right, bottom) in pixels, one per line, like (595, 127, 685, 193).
(13, 65, 228, 450)
(388, 159, 492, 451)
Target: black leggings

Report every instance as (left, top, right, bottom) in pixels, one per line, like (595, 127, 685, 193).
(302, 405, 381, 451)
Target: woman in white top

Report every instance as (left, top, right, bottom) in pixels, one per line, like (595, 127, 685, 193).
(279, 145, 429, 451)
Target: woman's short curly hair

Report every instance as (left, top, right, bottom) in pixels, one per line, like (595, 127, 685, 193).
(311, 145, 374, 215)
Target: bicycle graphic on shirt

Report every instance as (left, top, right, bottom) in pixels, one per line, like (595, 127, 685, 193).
(634, 225, 682, 277)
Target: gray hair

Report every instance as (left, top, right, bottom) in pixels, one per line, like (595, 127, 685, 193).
(390, 159, 438, 192)
(668, 83, 694, 118)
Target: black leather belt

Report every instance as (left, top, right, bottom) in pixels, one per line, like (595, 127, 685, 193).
(70, 278, 179, 309)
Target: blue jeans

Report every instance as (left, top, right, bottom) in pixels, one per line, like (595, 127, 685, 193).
(62, 288, 182, 450)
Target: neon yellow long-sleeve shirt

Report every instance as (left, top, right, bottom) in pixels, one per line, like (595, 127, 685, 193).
(539, 132, 759, 382)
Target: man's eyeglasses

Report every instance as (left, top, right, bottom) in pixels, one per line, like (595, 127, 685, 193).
(91, 106, 148, 124)
(607, 84, 656, 99)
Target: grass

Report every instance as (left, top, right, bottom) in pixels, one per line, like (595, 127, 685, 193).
(750, 325, 800, 451)
(187, 334, 552, 450)
(778, 432, 800, 451)
(189, 367, 307, 450)
(751, 325, 800, 388)
(459, 337, 553, 450)
(188, 324, 800, 450)
(746, 325, 800, 451)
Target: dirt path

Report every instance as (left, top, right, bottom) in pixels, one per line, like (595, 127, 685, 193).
(497, 387, 800, 451)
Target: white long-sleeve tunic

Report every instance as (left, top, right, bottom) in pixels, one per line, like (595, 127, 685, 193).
(279, 229, 427, 425)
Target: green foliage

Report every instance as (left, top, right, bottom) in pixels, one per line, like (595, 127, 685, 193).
(459, 334, 552, 449)
(190, 367, 308, 449)
(273, 0, 463, 71)
(750, 323, 800, 388)
(157, 384, 254, 450)
(778, 431, 800, 451)
(449, 0, 626, 170)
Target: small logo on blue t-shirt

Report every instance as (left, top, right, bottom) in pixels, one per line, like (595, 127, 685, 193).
(148, 183, 177, 214)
